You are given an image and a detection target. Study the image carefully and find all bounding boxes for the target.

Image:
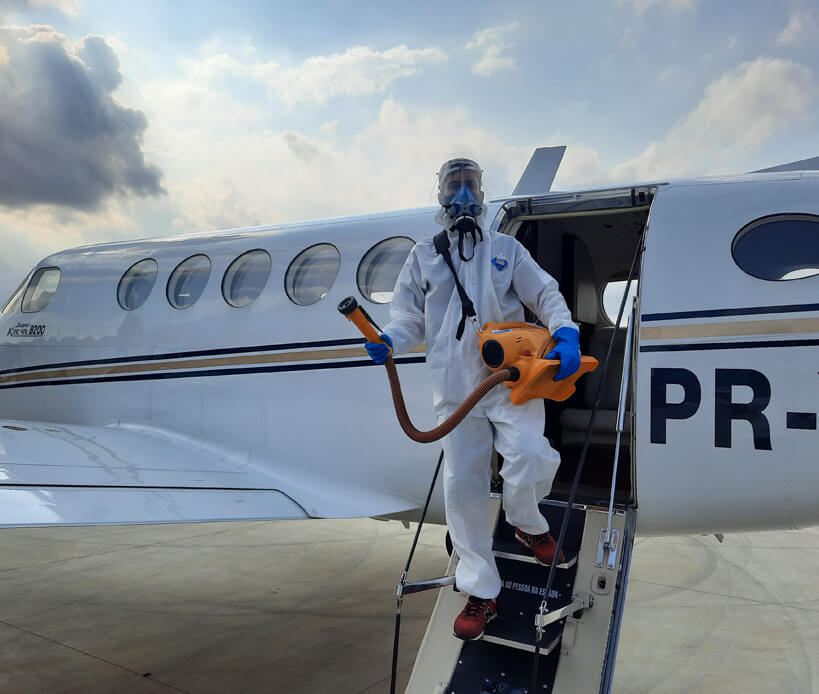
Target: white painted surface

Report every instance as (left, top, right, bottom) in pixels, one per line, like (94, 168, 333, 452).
(636, 176, 819, 534)
(1, 174, 819, 537)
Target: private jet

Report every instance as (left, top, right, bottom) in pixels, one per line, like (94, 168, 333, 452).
(1, 148, 818, 692)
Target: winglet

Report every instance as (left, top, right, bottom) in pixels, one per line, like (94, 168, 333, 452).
(512, 146, 566, 196)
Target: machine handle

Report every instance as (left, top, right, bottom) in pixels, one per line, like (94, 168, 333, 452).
(337, 296, 385, 345)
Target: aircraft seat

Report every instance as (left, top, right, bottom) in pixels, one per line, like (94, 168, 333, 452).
(560, 326, 629, 447)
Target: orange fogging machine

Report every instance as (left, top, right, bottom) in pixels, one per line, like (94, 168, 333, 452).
(338, 296, 598, 443)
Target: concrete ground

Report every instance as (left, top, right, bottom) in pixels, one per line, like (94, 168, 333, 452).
(613, 529, 819, 694)
(0, 519, 816, 694)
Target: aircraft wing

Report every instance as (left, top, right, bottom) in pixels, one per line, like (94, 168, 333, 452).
(0, 421, 418, 527)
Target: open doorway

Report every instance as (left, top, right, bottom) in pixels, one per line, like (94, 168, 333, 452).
(499, 188, 652, 507)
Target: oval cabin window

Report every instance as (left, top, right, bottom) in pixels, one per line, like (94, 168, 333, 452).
(732, 214, 819, 281)
(222, 250, 272, 308)
(285, 244, 341, 306)
(357, 237, 415, 304)
(167, 254, 211, 309)
(21, 267, 61, 313)
(118, 258, 158, 311)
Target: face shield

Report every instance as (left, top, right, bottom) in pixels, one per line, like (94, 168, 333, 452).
(437, 158, 485, 213)
(436, 158, 486, 261)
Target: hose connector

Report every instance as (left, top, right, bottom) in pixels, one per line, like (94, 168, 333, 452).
(337, 296, 359, 315)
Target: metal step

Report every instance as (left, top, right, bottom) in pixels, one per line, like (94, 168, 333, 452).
(481, 622, 563, 654)
(405, 499, 634, 694)
(491, 502, 586, 571)
(492, 549, 578, 570)
(399, 574, 456, 597)
(447, 638, 561, 693)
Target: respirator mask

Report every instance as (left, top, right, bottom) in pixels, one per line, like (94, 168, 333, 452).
(437, 158, 485, 261)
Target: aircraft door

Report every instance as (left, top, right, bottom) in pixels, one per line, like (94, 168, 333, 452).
(636, 175, 819, 534)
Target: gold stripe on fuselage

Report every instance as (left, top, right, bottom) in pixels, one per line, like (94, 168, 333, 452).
(640, 317, 819, 341)
(0, 345, 426, 386)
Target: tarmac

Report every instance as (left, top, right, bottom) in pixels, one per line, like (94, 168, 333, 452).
(0, 518, 816, 693)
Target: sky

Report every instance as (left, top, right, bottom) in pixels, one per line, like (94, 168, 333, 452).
(0, 0, 818, 300)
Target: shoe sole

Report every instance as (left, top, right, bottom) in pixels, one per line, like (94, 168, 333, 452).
(453, 612, 497, 641)
(514, 533, 564, 566)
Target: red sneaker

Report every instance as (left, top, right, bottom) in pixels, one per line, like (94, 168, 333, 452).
(453, 596, 497, 641)
(514, 528, 565, 566)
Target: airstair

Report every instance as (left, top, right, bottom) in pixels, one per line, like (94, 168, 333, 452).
(397, 231, 642, 694)
(404, 497, 636, 693)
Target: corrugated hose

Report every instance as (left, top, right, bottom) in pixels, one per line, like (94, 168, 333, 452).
(383, 357, 517, 443)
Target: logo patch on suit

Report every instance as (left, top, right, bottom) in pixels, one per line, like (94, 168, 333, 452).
(492, 255, 508, 272)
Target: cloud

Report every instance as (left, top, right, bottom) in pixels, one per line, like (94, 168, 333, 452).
(0, 25, 164, 210)
(0, 33, 604, 298)
(185, 44, 447, 106)
(778, 10, 818, 44)
(0, 0, 80, 16)
(617, 0, 697, 12)
(553, 144, 606, 189)
(0, 44, 8, 66)
(147, 97, 554, 235)
(35, 0, 79, 13)
(28, 0, 79, 14)
(0, 201, 141, 301)
(152, 95, 612, 241)
(283, 132, 320, 162)
(611, 58, 817, 181)
(655, 65, 695, 87)
(466, 22, 518, 77)
(0, 73, 608, 301)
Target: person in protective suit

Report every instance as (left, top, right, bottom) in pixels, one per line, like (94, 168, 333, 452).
(365, 158, 581, 641)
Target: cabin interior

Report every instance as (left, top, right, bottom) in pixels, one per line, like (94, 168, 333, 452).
(502, 190, 653, 508)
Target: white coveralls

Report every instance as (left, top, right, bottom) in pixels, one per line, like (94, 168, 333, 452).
(383, 220, 577, 599)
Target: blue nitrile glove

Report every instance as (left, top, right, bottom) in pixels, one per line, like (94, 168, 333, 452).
(365, 333, 393, 365)
(546, 327, 581, 381)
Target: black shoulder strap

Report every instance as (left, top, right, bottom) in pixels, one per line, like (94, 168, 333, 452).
(432, 229, 448, 255)
(433, 230, 476, 340)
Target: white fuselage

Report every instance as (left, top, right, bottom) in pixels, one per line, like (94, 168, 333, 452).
(2, 172, 819, 536)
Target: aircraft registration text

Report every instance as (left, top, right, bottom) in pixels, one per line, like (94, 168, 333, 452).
(650, 367, 818, 450)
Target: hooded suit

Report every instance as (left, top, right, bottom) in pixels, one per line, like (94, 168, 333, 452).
(383, 219, 576, 598)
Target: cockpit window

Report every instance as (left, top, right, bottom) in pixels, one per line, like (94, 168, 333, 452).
(21, 267, 60, 313)
(602, 279, 638, 326)
(167, 254, 211, 309)
(1, 272, 32, 315)
(118, 259, 158, 311)
(357, 237, 415, 304)
(285, 243, 340, 306)
(732, 214, 819, 281)
(223, 249, 272, 308)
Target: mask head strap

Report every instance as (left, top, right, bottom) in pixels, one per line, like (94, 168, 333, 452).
(453, 217, 483, 262)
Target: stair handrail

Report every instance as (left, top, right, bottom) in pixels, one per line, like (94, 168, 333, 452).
(527, 227, 646, 692)
(603, 302, 636, 549)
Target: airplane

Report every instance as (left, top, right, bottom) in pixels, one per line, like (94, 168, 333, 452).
(1, 147, 818, 692)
